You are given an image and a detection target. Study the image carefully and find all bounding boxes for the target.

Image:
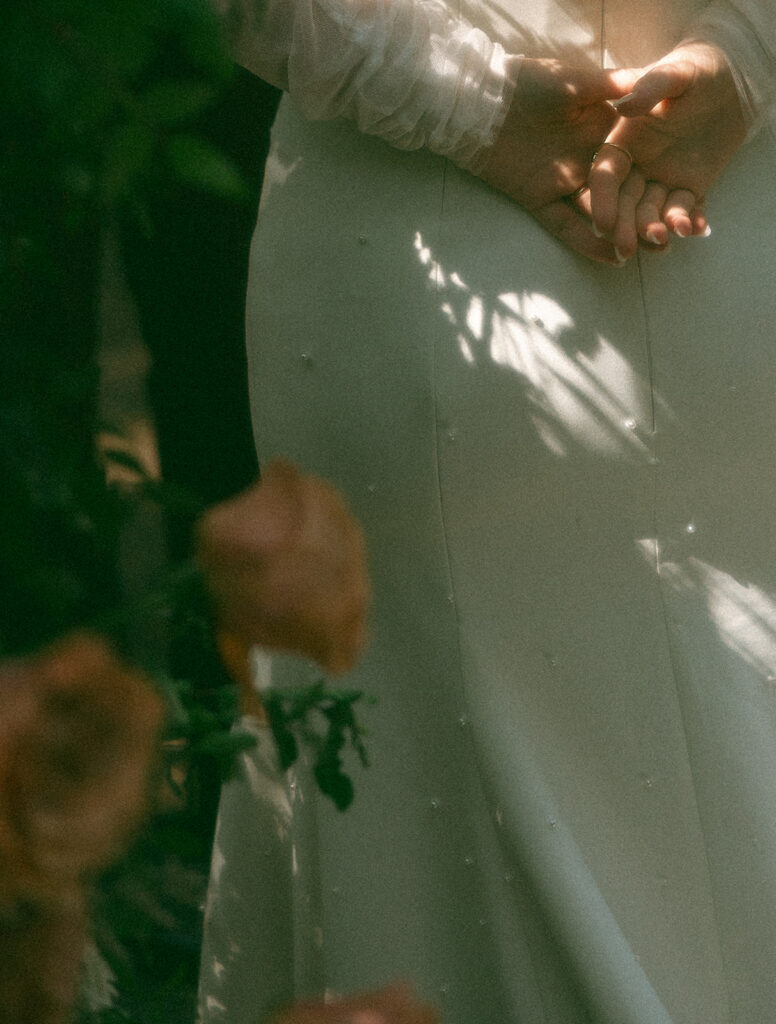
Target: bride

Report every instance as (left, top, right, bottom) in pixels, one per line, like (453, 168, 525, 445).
(200, 1, 776, 1021)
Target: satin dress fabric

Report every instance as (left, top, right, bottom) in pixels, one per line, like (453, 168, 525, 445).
(198, 3, 776, 1022)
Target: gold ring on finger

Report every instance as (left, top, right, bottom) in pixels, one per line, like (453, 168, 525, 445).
(567, 183, 588, 200)
(592, 142, 633, 173)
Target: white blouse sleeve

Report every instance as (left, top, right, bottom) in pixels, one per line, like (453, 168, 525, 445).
(212, 0, 518, 172)
(686, 0, 776, 136)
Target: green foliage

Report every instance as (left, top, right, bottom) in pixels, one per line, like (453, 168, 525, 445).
(1, 1, 252, 1021)
(266, 684, 371, 812)
(1, 0, 242, 291)
(1, 2, 367, 1021)
(0, 0, 248, 662)
(166, 133, 251, 199)
(77, 533, 371, 1021)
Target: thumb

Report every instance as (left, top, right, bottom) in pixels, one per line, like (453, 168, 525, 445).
(611, 59, 694, 116)
(571, 66, 640, 104)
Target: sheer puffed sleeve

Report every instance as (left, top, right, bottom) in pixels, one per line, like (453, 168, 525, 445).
(212, 0, 518, 171)
(686, 0, 776, 136)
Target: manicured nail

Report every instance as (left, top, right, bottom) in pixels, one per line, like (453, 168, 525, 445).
(614, 247, 628, 264)
(674, 224, 690, 238)
(611, 92, 636, 109)
(592, 224, 604, 239)
(701, 224, 712, 237)
(645, 229, 662, 246)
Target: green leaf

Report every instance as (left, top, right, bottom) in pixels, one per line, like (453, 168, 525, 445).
(138, 478, 207, 517)
(264, 684, 371, 809)
(100, 121, 155, 202)
(197, 730, 256, 764)
(62, 161, 96, 197)
(78, 3, 158, 80)
(166, 134, 249, 201)
(167, 0, 234, 77)
(265, 702, 299, 770)
(314, 758, 355, 812)
(141, 80, 218, 125)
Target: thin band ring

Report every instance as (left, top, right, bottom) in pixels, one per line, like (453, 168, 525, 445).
(568, 183, 588, 200)
(592, 142, 633, 172)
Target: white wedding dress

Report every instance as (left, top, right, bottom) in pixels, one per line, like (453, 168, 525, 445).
(199, 2, 776, 1022)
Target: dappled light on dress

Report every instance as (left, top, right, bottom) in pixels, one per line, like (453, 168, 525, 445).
(636, 539, 776, 681)
(197, 721, 302, 1024)
(414, 230, 662, 459)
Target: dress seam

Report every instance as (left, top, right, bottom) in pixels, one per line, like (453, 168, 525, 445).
(636, 250, 734, 1021)
(429, 158, 551, 1024)
(430, 161, 458, 621)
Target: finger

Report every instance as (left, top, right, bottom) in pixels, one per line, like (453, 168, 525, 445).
(611, 167, 647, 261)
(609, 67, 642, 96)
(570, 65, 641, 105)
(663, 188, 696, 237)
(690, 206, 711, 237)
(536, 199, 622, 265)
(636, 180, 669, 246)
(588, 142, 633, 235)
(610, 58, 696, 117)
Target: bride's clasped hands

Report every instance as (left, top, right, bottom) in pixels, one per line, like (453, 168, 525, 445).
(477, 55, 635, 265)
(479, 41, 748, 265)
(586, 39, 748, 261)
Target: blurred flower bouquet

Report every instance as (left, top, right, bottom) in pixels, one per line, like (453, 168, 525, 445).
(1, 2, 371, 1021)
(106, 454, 372, 811)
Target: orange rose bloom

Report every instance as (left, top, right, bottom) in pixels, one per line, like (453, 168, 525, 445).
(0, 631, 164, 1024)
(0, 631, 164, 904)
(269, 982, 439, 1024)
(197, 460, 370, 676)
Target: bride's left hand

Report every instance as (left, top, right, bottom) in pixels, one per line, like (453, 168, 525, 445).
(477, 55, 635, 264)
(587, 40, 748, 257)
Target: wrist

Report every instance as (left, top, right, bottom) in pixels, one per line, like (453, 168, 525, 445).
(439, 48, 524, 174)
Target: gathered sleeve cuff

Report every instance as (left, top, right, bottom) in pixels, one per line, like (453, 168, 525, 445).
(212, 0, 519, 171)
(685, 0, 776, 138)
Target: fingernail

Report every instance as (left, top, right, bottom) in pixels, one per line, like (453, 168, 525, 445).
(592, 224, 605, 239)
(645, 229, 662, 245)
(701, 224, 712, 238)
(611, 92, 636, 109)
(614, 247, 628, 264)
(674, 224, 690, 238)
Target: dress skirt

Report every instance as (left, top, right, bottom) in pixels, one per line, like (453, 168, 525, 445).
(198, 24, 776, 1022)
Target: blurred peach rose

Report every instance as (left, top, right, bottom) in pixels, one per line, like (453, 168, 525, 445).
(196, 460, 370, 676)
(270, 983, 439, 1024)
(0, 631, 164, 902)
(0, 631, 164, 1024)
(0, 893, 88, 1024)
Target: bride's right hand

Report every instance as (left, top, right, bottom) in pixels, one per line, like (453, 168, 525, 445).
(587, 40, 748, 254)
(477, 56, 637, 264)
